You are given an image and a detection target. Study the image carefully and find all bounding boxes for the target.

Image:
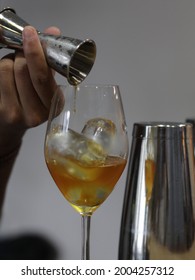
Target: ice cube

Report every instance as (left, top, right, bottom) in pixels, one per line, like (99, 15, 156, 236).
(82, 118, 116, 151)
(46, 131, 71, 155)
(46, 128, 106, 166)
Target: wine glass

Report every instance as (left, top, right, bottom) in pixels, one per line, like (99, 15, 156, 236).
(44, 84, 129, 259)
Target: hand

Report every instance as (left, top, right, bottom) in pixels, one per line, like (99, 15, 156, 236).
(0, 26, 61, 156)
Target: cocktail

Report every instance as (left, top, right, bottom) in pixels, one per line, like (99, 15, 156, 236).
(44, 84, 129, 259)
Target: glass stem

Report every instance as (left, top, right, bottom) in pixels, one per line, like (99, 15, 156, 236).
(81, 215, 91, 260)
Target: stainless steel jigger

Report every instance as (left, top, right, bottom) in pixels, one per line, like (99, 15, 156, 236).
(119, 122, 195, 260)
(0, 7, 96, 85)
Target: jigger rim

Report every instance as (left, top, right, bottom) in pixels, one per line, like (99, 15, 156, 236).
(67, 38, 97, 85)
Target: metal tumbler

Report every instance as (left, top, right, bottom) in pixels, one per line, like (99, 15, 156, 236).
(119, 122, 195, 260)
(0, 7, 96, 85)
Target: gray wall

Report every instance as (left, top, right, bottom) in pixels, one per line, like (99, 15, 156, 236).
(1, 0, 195, 259)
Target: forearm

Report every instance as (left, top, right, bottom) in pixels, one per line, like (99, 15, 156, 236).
(0, 142, 21, 215)
(0, 25, 60, 217)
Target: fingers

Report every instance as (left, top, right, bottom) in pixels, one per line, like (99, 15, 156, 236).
(0, 25, 61, 131)
(44, 26, 61, 35)
(14, 51, 48, 127)
(0, 54, 21, 118)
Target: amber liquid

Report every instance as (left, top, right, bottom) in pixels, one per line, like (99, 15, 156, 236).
(46, 153, 126, 215)
(145, 159, 155, 202)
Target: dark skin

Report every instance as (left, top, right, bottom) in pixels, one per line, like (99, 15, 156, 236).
(0, 25, 60, 214)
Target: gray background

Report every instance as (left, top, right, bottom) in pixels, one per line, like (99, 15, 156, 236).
(1, 0, 195, 259)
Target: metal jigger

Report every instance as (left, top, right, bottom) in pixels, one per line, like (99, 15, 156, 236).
(0, 7, 96, 85)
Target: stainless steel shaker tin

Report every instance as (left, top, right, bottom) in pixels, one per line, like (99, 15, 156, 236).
(119, 122, 195, 260)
